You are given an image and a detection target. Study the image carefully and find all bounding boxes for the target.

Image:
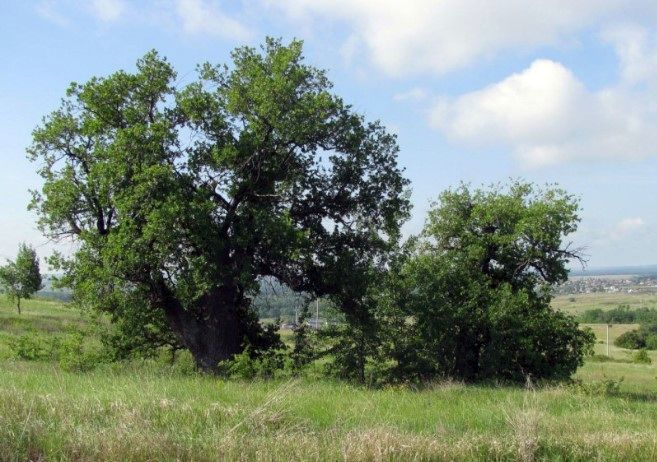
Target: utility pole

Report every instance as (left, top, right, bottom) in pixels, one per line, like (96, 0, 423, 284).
(606, 324, 611, 357)
(315, 298, 319, 330)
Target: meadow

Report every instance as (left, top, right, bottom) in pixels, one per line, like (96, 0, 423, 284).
(1, 295, 656, 461)
(552, 292, 657, 316)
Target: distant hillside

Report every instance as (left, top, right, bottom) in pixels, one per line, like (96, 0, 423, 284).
(37, 275, 72, 301)
(570, 265, 657, 277)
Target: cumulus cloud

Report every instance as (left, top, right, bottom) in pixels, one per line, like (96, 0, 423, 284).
(176, 0, 253, 41)
(603, 24, 657, 86)
(430, 45, 657, 168)
(269, 0, 657, 76)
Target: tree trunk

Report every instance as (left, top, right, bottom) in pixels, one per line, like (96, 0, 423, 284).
(157, 284, 247, 372)
(17, 298, 21, 315)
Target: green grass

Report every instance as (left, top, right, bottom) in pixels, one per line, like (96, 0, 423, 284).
(1, 296, 657, 461)
(552, 292, 657, 316)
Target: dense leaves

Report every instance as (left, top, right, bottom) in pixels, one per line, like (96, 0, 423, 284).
(580, 306, 657, 324)
(28, 39, 410, 371)
(28, 39, 593, 383)
(378, 182, 595, 383)
(615, 325, 657, 350)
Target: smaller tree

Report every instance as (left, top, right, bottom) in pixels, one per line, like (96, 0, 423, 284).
(380, 182, 595, 383)
(0, 244, 43, 314)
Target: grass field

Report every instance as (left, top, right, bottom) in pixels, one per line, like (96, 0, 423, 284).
(552, 292, 657, 316)
(1, 295, 656, 461)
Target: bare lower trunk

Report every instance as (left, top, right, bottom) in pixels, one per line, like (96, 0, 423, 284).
(17, 298, 21, 315)
(157, 284, 247, 372)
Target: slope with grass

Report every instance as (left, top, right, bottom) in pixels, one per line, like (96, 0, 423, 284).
(1, 296, 656, 461)
(552, 292, 657, 316)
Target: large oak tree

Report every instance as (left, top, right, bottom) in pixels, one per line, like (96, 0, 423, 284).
(29, 39, 410, 371)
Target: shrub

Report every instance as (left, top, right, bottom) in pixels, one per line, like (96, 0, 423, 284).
(218, 347, 288, 380)
(580, 306, 657, 324)
(646, 335, 657, 350)
(633, 349, 652, 365)
(615, 324, 657, 350)
(572, 377, 623, 396)
(57, 331, 102, 372)
(290, 304, 315, 374)
(10, 332, 49, 360)
(615, 329, 645, 349)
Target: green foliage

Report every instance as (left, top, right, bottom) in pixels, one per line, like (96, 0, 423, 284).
(28, 39, 410, 371)
(615, 324, 657, 350)
(9, 327, 103, 372)
(580, 305, 657, 324)
(11, 332, 49, 360)
(571, 377, 623, 396)
(57, 331, 103, 372)
(615, 329, 644, 349)
(218, 347, 288, 380)
(379, 182, 594, 384)
(289, 302, 314, 374)
(318, 274, 392, 384)
(0, 244, 43, 314)
(646, 335, 657, 350)
(633, 349, 652, 365)
(98, 292, 183, 361)
(322, 323, 377, 383)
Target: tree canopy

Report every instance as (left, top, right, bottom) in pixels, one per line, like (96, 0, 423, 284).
(28, 39, 410, 371)
(0, 243, 43, 314)
(379, 182, 594, 383)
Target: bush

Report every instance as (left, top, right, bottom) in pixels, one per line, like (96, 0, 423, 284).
(646, 335, 657, 350)
(10, 332, 49, 360)
(571, 377, 623, 396)
(57, 331, 102, 372)
(615, 329, 645, 349)
(580, 306, 657, 324)
(633, 349, 652, 365)
(615, 324, 657, 350)
(218, 347, 288, 380)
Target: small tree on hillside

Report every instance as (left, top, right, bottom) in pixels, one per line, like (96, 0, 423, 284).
(0, 244, 43, 314)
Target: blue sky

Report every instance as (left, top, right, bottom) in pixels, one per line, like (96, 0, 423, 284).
(1, 0, 657, 268)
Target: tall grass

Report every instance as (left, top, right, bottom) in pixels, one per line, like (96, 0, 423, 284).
(1, 296, 656, 460)
(1, 361, 656, 461)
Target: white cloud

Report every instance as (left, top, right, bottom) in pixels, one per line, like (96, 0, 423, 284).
(603, 24, 657, 86)
(176, 0, 253, 41)
(37, 0, 125, 24)
(269, 0, 657, 76)
(35, 0, 253, 42)
(430, 53, 657, 167)
(612, 217, 646, 239)
(36, 1, 71, 26)
(90, 0, 124, 22)
(393, 87, 428, 102)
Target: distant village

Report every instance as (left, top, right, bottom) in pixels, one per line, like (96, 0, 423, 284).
(556, 275, 657, 295)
